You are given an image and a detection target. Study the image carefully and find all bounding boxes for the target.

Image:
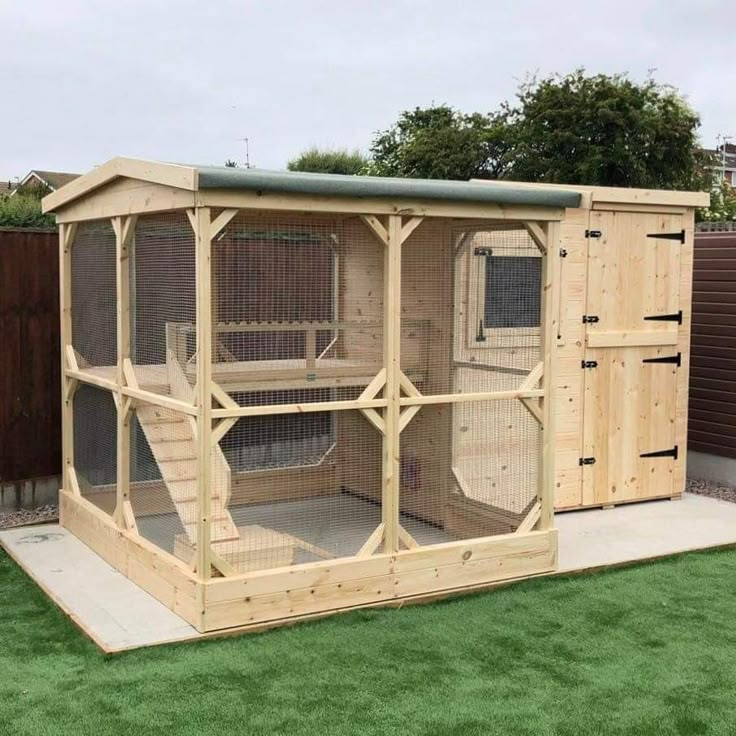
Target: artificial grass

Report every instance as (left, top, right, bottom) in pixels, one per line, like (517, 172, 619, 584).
(2, 548, 736, 735)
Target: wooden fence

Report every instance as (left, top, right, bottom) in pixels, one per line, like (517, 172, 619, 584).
(689, 230, 736, 459)
(0, 227, 60, 485)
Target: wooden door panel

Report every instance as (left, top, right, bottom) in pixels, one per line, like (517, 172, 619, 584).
(582, 346, 678, 505)
(586, 211, 682, 347)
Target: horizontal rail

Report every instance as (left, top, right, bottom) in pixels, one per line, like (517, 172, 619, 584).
(170, 319, 427, 334)
(211, 398, 387, 419)
(64, 368, 198, 416)
(399, 389, 544, 406)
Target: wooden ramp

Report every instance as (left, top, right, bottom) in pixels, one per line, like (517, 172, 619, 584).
(136, 404, 238, 546)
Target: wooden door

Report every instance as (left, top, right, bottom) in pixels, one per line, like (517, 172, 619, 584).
(582, 210, 684, 506)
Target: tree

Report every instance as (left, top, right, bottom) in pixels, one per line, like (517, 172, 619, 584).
(503, 71, 712, 190)
(287, 147, 368, 175)
(364, 105, 511, 180)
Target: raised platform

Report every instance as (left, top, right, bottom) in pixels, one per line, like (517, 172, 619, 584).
(3, 493, 736, 653)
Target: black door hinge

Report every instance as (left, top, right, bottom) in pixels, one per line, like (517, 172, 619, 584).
(582, 360, 598, 369)
(647, 230, 685, 244)
(579, 457, 596, 466)
(474, 247, 492, 256)
(642, 352, 681, 367)
(644, 310, 682, 325)
(559, 248, 568, 258)
(585, 229, 602, 239)
(582, 315, 600, 324)
(640, 446, 678, 460)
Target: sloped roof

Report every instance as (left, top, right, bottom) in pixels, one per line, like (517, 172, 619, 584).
(42, 157, 581, 213)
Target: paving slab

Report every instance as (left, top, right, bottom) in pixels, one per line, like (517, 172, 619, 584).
(3, 493, 736, 653)
(0, 524, 199, 651)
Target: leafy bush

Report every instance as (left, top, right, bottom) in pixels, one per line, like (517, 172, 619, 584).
(0, 193, 56, 229)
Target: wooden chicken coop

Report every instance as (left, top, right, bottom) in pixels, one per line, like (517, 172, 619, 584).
(42, 159, 706, 633)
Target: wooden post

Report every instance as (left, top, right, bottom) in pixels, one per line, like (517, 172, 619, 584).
(538, 221, 560, 531)
(382, 215, 402, 553)
(113, 216, 136, 527)
(59, 222, 77, 494)
(195, 207, 213, 580)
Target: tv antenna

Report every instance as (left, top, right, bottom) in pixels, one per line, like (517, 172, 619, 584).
(236, 137, 252, 168)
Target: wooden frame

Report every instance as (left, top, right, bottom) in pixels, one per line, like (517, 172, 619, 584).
(46, 158, 705, 634)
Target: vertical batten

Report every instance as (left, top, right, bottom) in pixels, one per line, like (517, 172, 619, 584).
(382, 215, 402, 553)
(113, 216, 134, 526)
(539, 221, 560, 531)
(59, 222, 76, 494)
(195, 207, 213, 581)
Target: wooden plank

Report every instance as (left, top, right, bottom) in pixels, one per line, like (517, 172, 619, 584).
(539, 221, 561, 530)
(202, 530, 556, 630)
(59, 490, 201, 627)
(356, 523, 385, 557)
(382, 215, 402, 553)
(399, 389, 544, 406)
(212, 398, 386, 419)
(360, 215, 388, 246)
(195, 207, 213, 582)
(59, 223, 77, 494)
(197, 189, 566, 221)
(587, 330, 679, 348)
(524, 222, 547, 254)
(43, 157, 198, 213)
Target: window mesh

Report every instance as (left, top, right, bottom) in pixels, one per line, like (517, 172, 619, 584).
(402, 222, 541, 396)
(191, 409, 385, 574)
(72, 385, 117, 515)
(210, 213, 384, 406)
(400, 399, 539, 540)
(131, 212, 196, 399)
(71, 220, 116, 369)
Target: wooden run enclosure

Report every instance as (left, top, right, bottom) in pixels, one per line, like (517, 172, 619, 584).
(42, 159, 707, 633)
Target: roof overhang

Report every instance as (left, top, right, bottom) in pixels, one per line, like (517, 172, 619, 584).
(469, 178, 710, 210)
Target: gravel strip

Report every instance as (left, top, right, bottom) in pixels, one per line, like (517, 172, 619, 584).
(0, 504, 59, 530)
(687, 477, 736, 504)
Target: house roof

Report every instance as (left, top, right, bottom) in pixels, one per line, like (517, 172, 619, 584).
(43, 157, 582, 213)
(21, 170, 80, 191)
(702, 148, 736, 171)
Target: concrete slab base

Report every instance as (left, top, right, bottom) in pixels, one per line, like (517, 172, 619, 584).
(3, 492, 736, 653)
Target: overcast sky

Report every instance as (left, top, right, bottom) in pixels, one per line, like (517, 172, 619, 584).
(2, 0, 735, 178)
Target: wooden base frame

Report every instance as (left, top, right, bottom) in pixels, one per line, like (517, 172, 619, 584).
(60, 489, 556, 633)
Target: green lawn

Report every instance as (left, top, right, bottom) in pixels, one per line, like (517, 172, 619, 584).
(2, 548, 736, 736)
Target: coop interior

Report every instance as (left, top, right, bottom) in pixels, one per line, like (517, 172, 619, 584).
(70, 212, 543, 575)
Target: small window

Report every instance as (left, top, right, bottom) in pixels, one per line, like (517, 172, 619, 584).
(484, 255, 541, 328)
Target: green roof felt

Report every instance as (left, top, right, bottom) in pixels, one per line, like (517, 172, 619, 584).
(195, 167, 581, 209)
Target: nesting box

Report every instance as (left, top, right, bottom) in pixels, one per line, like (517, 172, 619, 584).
(43, 159, 706, 633)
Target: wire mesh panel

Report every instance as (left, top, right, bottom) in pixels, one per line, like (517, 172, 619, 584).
(71, 220, 116, 369)
(128, 404, 191, 555)
(72, 385, 117, 515)
(401, 221, 542, 396)
(181, 409, 384, 574)
(210, 213, 384, 407)
(400, 399, 539, 540)
(131, 212, 196, 399)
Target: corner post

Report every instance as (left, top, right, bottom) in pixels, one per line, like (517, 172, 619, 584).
(113, 216, 136, 527)
(538, 221, 560, 531)
(383, 215, 402, 552)
(59, 222, 77, 496)
(195, 207, 213, 581)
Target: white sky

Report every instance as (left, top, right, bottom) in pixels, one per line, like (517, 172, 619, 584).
(2, 0, 735, 178)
